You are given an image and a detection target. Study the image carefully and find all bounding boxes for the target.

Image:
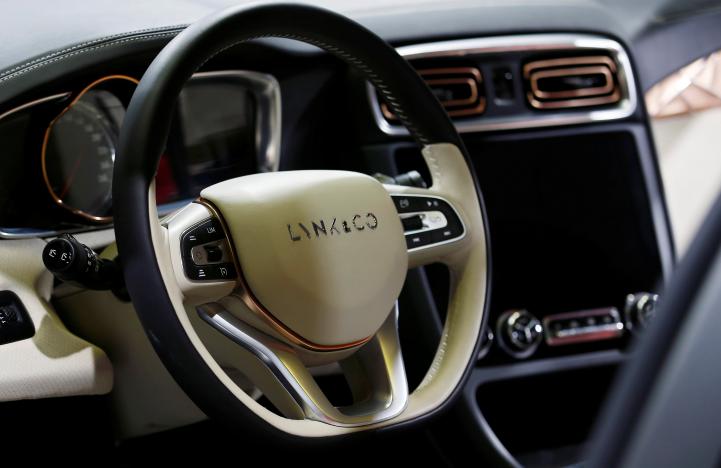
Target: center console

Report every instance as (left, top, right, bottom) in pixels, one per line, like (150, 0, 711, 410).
(469, 128, 667, 363)
(357, 33, 673, 466)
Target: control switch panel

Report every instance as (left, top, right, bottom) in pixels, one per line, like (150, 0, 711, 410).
(181, 218, 237, 282)
(391, 195, 465, 250)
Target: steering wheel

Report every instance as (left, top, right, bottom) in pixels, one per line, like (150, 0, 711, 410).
(114, 3, 489, 439)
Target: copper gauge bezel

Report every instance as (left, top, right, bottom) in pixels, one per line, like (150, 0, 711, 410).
(41, 74, 139, 223)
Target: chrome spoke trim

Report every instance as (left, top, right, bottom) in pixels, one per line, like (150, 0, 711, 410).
(197, 302, 408, 427)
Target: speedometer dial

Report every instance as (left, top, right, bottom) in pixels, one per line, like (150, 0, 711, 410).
(42, 75, 138, 222)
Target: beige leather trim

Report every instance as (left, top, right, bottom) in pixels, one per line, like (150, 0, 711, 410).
(56, 289, 207, 438)
(0, 238, 113, 401)
(153, 143, 487, 436)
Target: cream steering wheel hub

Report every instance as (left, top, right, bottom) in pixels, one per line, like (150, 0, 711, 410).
(199, 170, 408, 351)
(113, 3, 489, 439)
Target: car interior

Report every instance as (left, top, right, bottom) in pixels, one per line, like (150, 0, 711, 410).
(2, 1, 721, 466)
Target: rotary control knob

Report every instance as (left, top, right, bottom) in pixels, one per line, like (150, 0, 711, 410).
(496, 309, 543, 359)
(42, 234, 123, 293)
(624, 292, 659, 333)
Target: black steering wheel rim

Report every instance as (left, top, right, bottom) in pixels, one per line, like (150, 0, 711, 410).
(114, 2, 489, 440)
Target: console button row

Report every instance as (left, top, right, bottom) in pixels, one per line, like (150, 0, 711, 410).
(543, 307, 623, 346)
(485, 294, 659, 360)
(181, 218, 238, 282)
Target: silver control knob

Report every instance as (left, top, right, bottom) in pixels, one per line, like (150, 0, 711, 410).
(624, 292, 659, 333)
(496, 309, 543, 359)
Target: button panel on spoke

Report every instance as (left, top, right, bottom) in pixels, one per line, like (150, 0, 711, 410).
(180, 218, 237, 281)
(391, 195, 465, 250)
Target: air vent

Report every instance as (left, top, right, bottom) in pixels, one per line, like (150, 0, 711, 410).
(523, 56, 621, 109)
(381, 67, 485, 119)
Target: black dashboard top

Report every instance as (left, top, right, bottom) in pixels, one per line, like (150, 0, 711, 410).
(1, 0, 720, 108)
(0, 0, 621, 75)
(1, 0, 717, 94)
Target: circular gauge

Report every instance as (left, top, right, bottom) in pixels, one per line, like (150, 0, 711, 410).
(42, 75, 138, 222)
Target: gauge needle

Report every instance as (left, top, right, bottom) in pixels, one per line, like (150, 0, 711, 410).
(58, 152, 87, 200)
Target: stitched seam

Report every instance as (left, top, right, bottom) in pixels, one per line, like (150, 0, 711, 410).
(0, 25, 187, 80)
(0, 32, 179, 85)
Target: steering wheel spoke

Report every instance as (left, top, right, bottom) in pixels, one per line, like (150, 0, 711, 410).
(197, 301, 408, 426)
(385, 144, 485, 270)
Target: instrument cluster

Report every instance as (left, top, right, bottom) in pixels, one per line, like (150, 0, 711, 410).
(0, 70, 278, 236)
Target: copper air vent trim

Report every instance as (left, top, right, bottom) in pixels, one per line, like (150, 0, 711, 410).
(524, 55, 620, 109)
(381, 66, 485, 120)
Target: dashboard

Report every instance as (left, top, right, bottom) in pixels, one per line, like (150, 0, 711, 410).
(2, 0, 711, 465)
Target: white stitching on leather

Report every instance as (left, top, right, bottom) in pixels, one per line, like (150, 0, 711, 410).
(0, 32, 179, 85)
(0, 25, 187, 80)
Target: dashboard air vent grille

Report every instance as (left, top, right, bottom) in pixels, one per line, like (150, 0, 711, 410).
(381, 67, 485, 119)
(523, 56, 621, 109)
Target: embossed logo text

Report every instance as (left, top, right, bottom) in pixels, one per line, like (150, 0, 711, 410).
(287, 213, 379, 242)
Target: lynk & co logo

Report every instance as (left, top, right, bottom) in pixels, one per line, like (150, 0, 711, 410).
(287, 213, 378, 242)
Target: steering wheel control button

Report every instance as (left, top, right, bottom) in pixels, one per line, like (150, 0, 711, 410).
(401, 215, 424, 231)
(433, 227, 459, 243)
(391, 195, 465, 251)
(624, 292, 659, 333)
(181, 218, 236, 281)
(211, 263, 237, 279)
(185, 262, 237, 281)
(204, 244, 223, 262)
(543, 307, 624, 346)
(496, 309, 543, 359)
(187, 262, 237, 281)
(182, 218, 224, 248)
(406, 231, 433, 248)
(0, 291, 35, 345)
(393, 196, 428, 213)
(182, 218, 221, 251)
(189, 241, 230, 265)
